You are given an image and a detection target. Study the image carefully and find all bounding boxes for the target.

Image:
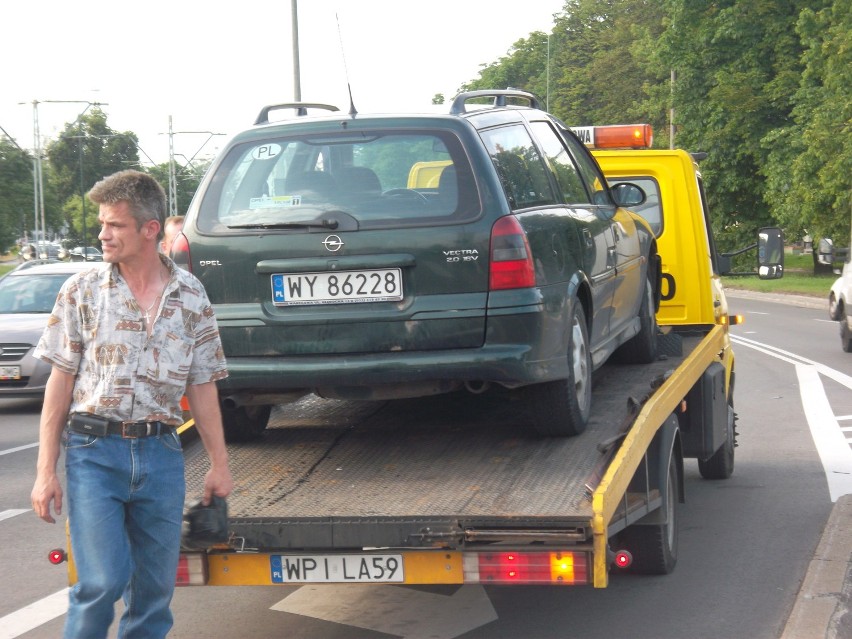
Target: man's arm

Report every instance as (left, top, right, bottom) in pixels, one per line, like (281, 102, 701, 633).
(185, 381, 233, 505)
(31, 367, 75, 524)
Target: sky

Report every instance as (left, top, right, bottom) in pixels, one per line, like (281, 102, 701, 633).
(1, 0, 563, 167)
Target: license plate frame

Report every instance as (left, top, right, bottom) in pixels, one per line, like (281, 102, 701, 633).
(270, 553, 404, 583)
(271, 268, 403, 306)
(0, 366, 21, 381)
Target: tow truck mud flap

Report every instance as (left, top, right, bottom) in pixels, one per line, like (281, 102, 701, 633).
(681, 361, 727, 459)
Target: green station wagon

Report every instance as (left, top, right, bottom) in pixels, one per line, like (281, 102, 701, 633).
(174, 90, 660, 441)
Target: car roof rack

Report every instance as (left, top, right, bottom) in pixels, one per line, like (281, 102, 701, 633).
(449, 89, 542, 116)
(254, 102, 340, 125)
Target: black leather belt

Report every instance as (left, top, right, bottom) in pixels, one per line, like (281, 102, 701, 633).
(67, 413, 174, 438)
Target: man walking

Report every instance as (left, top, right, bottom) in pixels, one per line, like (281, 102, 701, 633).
(30, 170, 232, 638)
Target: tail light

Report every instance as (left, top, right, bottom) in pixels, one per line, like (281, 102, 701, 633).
(489, 216, 535, 290)
(465, 551, 589, 585)
(175, 553, 208, 586)
(170, 232, 192, 273)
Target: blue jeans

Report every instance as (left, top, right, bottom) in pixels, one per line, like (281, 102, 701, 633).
(63, 429, 186, 639)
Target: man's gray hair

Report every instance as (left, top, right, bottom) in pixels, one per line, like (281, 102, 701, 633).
(89, 170, 167, 240)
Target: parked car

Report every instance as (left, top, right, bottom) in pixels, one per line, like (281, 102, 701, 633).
(0, 261, 94, 397)
(175, 89, 660, 441)
(69, 246, 103, 262)
(828, 261, 852, 352)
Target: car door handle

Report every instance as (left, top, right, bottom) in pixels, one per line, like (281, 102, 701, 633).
(582, 228, 594, 247)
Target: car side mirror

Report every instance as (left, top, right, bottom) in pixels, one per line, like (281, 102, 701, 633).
(609, 182, 646, 208)
(757, 227, 784, 280)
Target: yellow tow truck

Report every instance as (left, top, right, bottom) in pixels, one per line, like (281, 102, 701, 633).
(52, 125, 784, 589)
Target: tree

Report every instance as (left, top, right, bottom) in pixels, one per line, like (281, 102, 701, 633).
(46, 108, 140, 209)
(0, 137, 34, 251)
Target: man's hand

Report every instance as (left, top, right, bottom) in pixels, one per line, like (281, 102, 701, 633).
(202, 464, 234, 506)
(31, 472, 63, 524)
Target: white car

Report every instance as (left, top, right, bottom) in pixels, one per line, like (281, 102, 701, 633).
(828, 261, 852, 351)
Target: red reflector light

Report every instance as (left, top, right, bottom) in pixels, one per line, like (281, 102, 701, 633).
(489, 216, 536, 290)
(613, 549, 633, 569)
(48, 549, 66, 565)
(175, 553, 207, 586)
(476, 551, 588, 585)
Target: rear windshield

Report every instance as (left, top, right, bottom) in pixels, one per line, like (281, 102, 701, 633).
(197, 130, 480, 232)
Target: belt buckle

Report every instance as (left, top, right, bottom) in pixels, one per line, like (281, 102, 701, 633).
(121, 421, 140, 438)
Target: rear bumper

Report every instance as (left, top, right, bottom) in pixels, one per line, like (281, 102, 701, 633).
(217, 342, 568, 396)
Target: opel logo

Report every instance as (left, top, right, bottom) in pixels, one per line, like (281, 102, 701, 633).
(322, 235, 344, 252)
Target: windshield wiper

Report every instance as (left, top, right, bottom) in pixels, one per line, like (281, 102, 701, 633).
(228, 218, 339, 230)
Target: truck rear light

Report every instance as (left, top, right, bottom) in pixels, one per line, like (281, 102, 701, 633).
(170, 232, 193, 273)
(489, 216, 536, 290)
(175, 553, 208, 586)
(464, 551, 589, 585)
(613, 549, 633, 569)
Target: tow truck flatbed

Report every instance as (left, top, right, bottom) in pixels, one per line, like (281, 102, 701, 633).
(184, 335, 694, 551)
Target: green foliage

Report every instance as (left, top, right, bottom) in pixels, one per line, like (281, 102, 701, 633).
(0, 137, 33, 251)
(456, 0, 849, 259)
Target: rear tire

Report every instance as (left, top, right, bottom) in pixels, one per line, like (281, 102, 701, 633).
(221, 404, 271, 443)
(523, 302, 592, 437)
(620, 453, 679, 574)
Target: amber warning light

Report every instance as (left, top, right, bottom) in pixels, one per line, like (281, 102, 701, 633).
(571, 124, 653, 150)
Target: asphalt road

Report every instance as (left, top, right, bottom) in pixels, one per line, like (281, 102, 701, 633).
(1, 292, 849, 638)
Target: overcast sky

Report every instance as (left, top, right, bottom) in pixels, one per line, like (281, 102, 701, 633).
(2, 0, 562, 166)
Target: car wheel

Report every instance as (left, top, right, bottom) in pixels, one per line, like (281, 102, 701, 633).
(619, 451, 680, 574)
(614, 277, 658, 364)
(829, 295, 840, 321)
(522, 302, 592, 436)
(221, 403, 272, 442)
(698, 403, 736, 479)
(841, 306, 852, 353)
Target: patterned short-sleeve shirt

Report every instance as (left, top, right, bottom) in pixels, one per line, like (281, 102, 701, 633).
(34, 256, 228, 425)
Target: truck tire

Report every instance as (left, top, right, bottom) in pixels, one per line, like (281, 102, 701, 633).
(221, 404, 271, 443)
(621, 452, 679, 574)
(698, 404, 736, 479)
(523, 302, 592, 436)
(614, 277, 658, 364)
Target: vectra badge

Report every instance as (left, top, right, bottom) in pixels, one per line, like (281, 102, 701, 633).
(322, 235, 344, 252)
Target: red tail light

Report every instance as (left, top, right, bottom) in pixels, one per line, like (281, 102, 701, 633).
(170, 232, 193, 273)
(175, 553, 207, 586)
(489, 216, 535, 290)
(472, 551, 589, 585)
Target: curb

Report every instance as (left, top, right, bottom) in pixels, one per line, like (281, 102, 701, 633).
(781, 495, 852, 639)
(725, 288, 825, 311)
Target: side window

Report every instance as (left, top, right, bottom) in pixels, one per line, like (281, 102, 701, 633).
(561, 131, 610, 206)
(530, 121, 590, 204)
(479, 124, 557, 210)
(605, 176, 663, 236)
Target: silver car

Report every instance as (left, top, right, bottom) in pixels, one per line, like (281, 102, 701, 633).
(0, 261, 94, 397)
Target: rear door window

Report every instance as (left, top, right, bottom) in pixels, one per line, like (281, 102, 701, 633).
(479, 124, 557, 210)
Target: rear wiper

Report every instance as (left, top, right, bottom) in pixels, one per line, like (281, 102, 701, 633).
(228, 218, 339, 230)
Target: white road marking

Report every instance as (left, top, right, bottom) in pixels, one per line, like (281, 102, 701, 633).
(0, 588, 68, 639)
(272, 585, 497, 639)
(0, 442, 38, 456)
(0, 509, 30, 522)
(732, 335, 852, 501)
